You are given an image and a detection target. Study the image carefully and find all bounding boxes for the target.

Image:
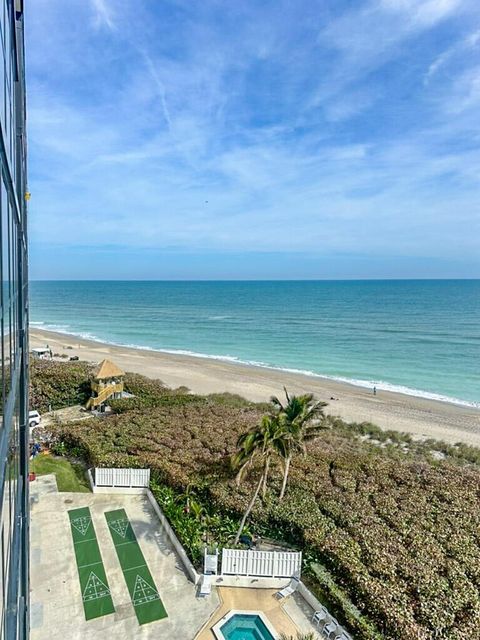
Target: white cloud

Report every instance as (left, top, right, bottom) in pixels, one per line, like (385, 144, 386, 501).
(318, 0, 467, 77)
(380, 0, 463, 27)
(140, 51, 173, 131)
(90, 0, 115, 30)
(424, 28, 480, 83)
(444, 65, 480, 113)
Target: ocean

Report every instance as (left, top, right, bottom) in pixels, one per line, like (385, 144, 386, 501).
(29, 280, 480, 407)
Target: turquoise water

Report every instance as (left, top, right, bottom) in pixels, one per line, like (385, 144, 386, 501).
(29, 280, 480, 406)
(220, 614, 274, 640)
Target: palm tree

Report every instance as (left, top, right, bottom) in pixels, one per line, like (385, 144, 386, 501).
(232, 467, 264, 546)
(271, 387, 330, 500)
(233, 414, 288, 497)
(233, 426, 264, 487)
(232, 414, 285, 544)
(258, 414, 289, 498)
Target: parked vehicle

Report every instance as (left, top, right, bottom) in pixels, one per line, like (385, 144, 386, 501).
(28, 410, 41, 428)
(69, 355, 79, 361)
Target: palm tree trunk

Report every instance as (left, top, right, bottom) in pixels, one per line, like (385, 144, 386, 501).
(235, 460, 249, 486)
(279, 455, 291, 500)
(262, 455, 270, 498)
(234, 472, 264, 545)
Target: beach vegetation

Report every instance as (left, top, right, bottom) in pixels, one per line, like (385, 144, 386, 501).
(150, 480, 251, 563)
(206, 392, 269, 410)
(29, 359, 94, 411)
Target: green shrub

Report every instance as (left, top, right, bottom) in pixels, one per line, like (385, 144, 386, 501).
(149, 480, 251, 566)
(123, 372, 171, 398)
(305, 563, 383, 640)
(30, 359, 94, 412)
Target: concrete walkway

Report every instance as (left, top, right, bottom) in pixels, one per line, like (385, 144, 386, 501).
(30, 475, 218, 640)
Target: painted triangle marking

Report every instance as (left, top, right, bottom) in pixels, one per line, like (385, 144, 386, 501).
(132, 574, 160, 606)
(82, 571, 110, 602)
(71, 516, 91, 537)
(108, 518, 130, 538)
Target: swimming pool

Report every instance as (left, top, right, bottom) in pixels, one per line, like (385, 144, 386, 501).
(212, 611, 277, 640)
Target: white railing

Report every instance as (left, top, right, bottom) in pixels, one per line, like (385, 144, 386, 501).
(94, 467, 150, 488)
(221, 549, 302, 578)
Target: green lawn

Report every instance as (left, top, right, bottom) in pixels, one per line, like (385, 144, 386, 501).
(30, 455, 91, 492)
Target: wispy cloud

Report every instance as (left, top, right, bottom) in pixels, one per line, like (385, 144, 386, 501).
(424, 28, 480, 83)
(26, 0, 480, 278)
(381, 0, 463, 27)
(90, 0, 115, 30)
(140, 51, 173, 130)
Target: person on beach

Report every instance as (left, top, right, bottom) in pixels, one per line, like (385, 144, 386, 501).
(373, 386, 377, 396)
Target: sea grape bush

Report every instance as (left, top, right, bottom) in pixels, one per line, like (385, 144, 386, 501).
(304, 563, 383, 640)
(29, 360, 94, 411)
(40, 363, 480, 640)
(109, 372, 171, 412)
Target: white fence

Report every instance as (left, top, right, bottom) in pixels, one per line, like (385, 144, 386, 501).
(92, 467, 150, 493)
(221, 549, 302, 578)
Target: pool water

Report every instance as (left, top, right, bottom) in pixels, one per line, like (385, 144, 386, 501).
(220, 613, 275, 640)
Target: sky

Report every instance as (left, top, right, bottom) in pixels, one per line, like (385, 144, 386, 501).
(27, 0, 480, 280)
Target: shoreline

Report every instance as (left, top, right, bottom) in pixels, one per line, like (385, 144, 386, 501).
(29, 324, 478, 410)
(30, 327, 480, 447)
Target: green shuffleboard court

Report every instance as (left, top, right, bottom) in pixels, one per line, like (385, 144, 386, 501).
(105, 508, 167, 625)
(68, 507, 115, 620)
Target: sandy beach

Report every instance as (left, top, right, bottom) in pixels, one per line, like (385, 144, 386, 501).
(30, 327, 480, 447)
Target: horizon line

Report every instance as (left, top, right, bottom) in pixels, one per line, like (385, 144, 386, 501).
(29, 277, 480, 283)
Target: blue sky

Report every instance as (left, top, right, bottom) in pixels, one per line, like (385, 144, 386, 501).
(27, 0, 480, 279)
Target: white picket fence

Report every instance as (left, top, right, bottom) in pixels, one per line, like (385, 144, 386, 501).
(221, 549, 302, 578)
(94, 467, 150, 488)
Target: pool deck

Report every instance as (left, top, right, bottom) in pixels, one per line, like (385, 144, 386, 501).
(195, 586, 320, 639)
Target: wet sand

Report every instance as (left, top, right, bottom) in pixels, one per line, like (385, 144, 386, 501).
(30, 328, 480, 447)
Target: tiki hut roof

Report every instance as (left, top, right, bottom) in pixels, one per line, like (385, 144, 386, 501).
(94, 359, 125, 380)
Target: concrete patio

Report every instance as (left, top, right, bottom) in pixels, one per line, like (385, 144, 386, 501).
(29, 475, 219, 640)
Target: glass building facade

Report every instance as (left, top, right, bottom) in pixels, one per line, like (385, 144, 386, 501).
(0, 1, 28, 639)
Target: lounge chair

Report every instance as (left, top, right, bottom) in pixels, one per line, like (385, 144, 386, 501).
(312, 606, 328, 627)
(275, 575, 300, 599)
(323, 619, 341, 639)
(198, 573, 212, 597)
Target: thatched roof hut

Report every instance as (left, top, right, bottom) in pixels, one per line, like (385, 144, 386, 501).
(93, 359, 125, 380)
